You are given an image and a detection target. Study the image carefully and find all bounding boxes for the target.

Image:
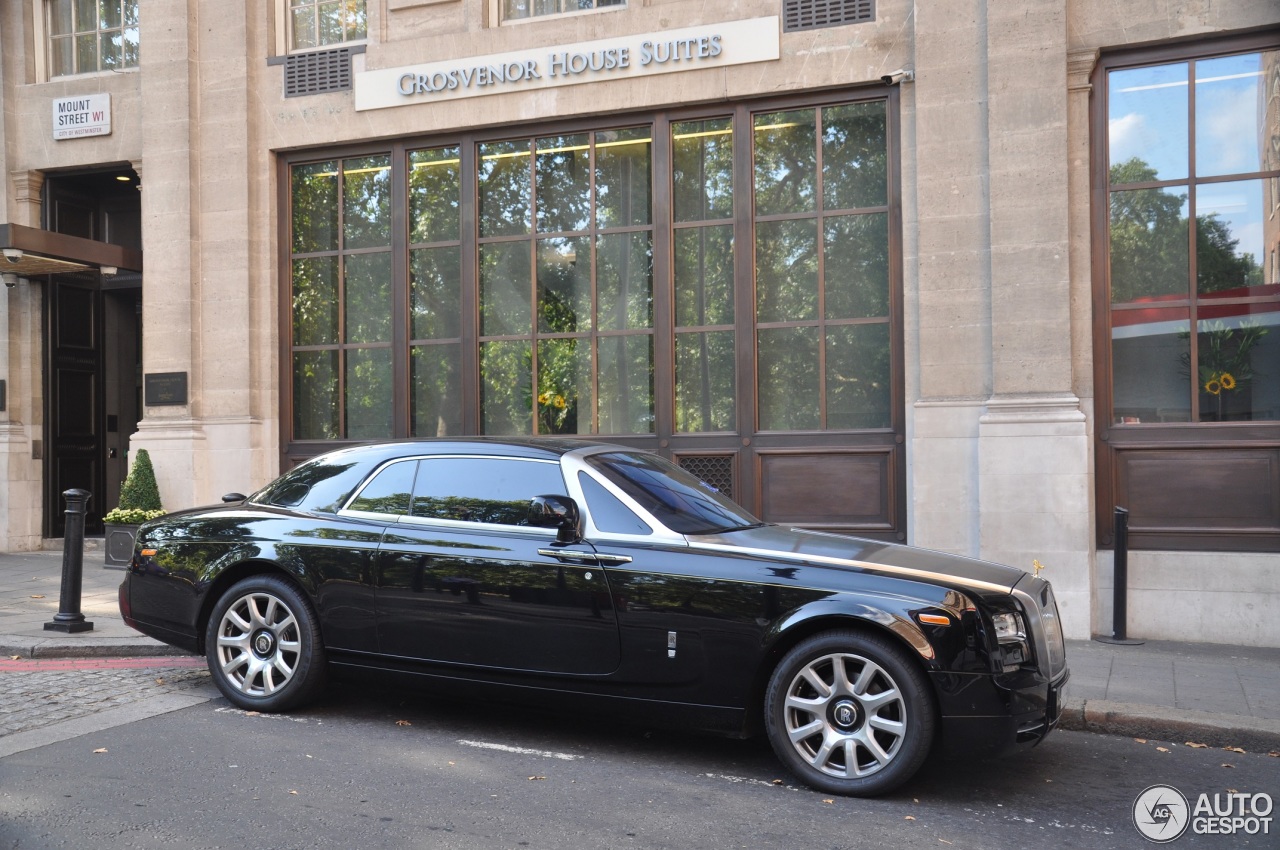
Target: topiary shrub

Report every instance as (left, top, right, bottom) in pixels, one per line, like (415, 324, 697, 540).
(105, 449, 166, 524)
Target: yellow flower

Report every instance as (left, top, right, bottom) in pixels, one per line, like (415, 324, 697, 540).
(554, 395, 567, 409)
(1204, 379, 1221, 396)
(538, 392, 550, 405)
(1220, 373, 1236, 390)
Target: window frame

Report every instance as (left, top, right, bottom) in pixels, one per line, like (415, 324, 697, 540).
(41, 0, 139, 80)
(1091, 29, 1280, 553)
(279, 89, 905, 536)
(281, 0, 367, 54)
(488, 0, 625, 27)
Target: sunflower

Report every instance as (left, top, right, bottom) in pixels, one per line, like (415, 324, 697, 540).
(1204, 378, 1222, 396)
(1220, 372, 1236, 391)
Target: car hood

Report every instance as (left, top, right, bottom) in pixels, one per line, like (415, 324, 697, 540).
(690, 524, 1027, 594)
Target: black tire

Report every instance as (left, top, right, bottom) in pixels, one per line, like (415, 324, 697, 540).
(204, 574, 327, 712)
(764, 629, 935, 796)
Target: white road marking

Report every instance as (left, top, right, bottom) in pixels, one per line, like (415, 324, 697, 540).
(703, 772, 799, 790)
(457, 739, 581, 760)
(214, 706, 313, 723)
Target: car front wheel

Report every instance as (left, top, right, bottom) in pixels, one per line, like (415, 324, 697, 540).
(205, 575, 327, 712)
(765, 629, 935, 796)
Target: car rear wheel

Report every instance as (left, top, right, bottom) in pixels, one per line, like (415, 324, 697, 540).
(765, 629, 935, 796)
(205, 575, 327, 712)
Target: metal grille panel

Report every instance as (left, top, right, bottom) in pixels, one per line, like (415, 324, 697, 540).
(675, 454, 736, 502)
(783, 0, 874, 32)
(284, 48, 353, 98)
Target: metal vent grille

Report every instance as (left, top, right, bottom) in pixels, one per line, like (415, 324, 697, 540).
(675, 454, 736, 502)
(284, 48, 353, 97)
(783, 0, 874, 32)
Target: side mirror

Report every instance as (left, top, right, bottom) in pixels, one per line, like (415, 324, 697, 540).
(529, 494, 581, 543)
(222, 492, 247, 503)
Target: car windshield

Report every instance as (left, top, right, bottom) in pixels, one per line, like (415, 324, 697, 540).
(584, 451, 762, 535)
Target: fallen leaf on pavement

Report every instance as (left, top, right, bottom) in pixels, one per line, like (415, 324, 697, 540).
(528, 776, 546, 781)
(30, 595, 44, 599)
(92, 748, 108, 754)
(395, 719, 412, 726)
(289, 790, 299, 795)
(822, 799, 833, 805)
(155, 678, 165, 685)
(939, 841, 953, 845)
(1156, 747, 1170, 753)
(903, 814, 914, 820)
(1134, 738, 1147, 744)
(1224, 746, 1246, 754)
(1269, 752, 1280, 758)
(1222, 763, 1235, 769)
(245, 711, 261, 717)
(1186, 742, 1208, 748)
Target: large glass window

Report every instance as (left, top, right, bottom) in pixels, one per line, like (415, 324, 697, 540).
(1106, 49, 1280, 424)
(47, 0, 139, 77)
(289, 0, 366, 51)
(290, 155, 394, 440)
(285, 94, 899, 450)
(754, 102, 891, 431)
(478, 128, 654, 435)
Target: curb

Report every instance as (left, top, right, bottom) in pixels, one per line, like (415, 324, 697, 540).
(0, 636, 188, 660)
(1061, 698, 1280, 753)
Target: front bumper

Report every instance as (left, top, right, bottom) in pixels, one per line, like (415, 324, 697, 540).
(933, 666, 1070, 759)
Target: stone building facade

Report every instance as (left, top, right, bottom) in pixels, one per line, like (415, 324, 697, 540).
(1, 1, 1277, 645)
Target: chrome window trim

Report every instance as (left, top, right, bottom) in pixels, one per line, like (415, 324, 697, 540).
(561, 446, 688, 546)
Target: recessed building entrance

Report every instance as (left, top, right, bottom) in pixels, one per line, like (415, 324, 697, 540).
(38, 167, 143, 538)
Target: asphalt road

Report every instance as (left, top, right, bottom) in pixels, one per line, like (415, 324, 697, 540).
(1, 682, 1276, 850)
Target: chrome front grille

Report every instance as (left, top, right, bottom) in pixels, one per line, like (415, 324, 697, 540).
(1040, 584, 1067, 678)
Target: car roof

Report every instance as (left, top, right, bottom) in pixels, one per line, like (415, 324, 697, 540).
(312, 437, 633, 467)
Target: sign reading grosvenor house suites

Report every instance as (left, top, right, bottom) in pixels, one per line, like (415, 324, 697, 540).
(354, 17, 779, 111)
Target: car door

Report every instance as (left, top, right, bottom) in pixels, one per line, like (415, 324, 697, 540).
(374, 455, 621, 675)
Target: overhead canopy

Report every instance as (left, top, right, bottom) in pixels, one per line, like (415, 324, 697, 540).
(0, 222, 142, 277)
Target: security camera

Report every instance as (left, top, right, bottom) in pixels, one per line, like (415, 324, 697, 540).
(881, 68, 914, 86)
(2, 273, 16, 288)
(2, 248, 22, 264)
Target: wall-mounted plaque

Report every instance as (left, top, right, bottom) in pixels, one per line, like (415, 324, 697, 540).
(144, 372, 188, 406)
(0, 379, 6, 411)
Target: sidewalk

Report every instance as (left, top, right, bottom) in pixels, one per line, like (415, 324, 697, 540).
(2, 547, 1279, 750)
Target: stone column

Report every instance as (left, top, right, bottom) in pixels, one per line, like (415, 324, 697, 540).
(977, 0, 1090, 637)
(1, 169, 46, 550)
(910, 0, 992, 558)
(129, 0, 205, 509)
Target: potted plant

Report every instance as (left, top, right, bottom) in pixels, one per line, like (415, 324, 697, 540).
(103, 448, 166, 568)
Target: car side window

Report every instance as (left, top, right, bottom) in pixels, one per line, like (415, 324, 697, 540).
(579, 471, 652, 535)
(412, 457, 567, 527)
(347, 460, 418, 517)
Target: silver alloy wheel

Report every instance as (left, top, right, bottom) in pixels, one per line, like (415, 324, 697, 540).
(781, 651, 908, 779)
(213, 591, 302, 698)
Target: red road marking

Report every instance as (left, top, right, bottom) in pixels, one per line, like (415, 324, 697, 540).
(0, 656, 206, 672)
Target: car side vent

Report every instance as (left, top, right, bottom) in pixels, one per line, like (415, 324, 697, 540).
(675, 454, 736, 501)
(783, 0, 875, 32)
(284, 47, 353, 97)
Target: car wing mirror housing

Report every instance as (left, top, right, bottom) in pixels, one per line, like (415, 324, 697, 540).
(529, 494, 582, 543)
(222, 492, 247, 503)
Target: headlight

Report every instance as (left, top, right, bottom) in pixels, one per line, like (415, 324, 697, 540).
(993, 612, 1024, 641)
(992, 611, 1029, 671)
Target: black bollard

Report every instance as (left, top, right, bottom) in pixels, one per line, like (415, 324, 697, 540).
(1094, 506, 1143, 645)
(45, 488, 95, 633)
